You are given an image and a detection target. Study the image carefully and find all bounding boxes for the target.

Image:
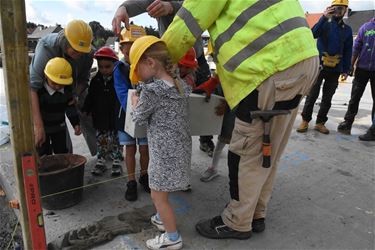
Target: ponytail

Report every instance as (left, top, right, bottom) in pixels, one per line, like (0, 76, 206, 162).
(165, 57, 184, 96)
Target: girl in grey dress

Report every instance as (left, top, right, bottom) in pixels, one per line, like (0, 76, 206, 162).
(129, 36, 191, 250)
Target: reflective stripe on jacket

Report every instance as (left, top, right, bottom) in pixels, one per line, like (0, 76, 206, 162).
(162, 0, 319, 108)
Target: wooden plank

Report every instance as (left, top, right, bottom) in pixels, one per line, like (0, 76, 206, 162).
(0, 1, 41, 249)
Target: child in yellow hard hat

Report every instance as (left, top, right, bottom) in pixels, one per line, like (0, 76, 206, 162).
(130, 35, 191, 250)
(36, 57, 81, 156)
(113, 24, 150, 201)
(29, 20, 95, 156)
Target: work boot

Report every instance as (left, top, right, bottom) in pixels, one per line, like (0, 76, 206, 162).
(139, 174, 151, 193)
(111, 159, 123, 177)
(337, 120, 352, 135)
(252, 218, 265, 233)
(125, 180, 137, 201)
(91, 158, 106, 176)
(195, 215, 252, 240)
(314, 123, 330, 134)
(358, 129, 375, 141)
(296, 120, 309, 133)
(200, 139, 215, 157)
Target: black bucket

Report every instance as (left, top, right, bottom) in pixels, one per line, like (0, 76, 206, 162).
(39, 154, 86, 210)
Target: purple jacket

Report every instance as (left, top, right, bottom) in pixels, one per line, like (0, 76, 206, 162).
(353, 18, 375, 71)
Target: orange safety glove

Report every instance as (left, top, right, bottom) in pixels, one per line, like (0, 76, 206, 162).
(193, 76, 220, 100)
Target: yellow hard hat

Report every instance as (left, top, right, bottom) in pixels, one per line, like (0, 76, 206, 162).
(44, 57, 73, 85)
(64, 20, 93, 53)
(120, 25, 146, 44)
(331, 0, 348, 6)
(129, 35, 164, 84)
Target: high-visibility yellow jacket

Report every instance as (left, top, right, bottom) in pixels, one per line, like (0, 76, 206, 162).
(162, 0, 318, 108)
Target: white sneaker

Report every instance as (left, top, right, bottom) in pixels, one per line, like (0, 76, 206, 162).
(200, 168, 219, 182)
(151, 214, 165, 231)
(146, 233, 182, 250)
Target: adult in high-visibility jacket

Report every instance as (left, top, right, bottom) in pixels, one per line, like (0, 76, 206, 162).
(162, 0, 320, 239)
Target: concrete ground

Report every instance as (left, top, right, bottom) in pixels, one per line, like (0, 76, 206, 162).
(0, 73, 374, 249)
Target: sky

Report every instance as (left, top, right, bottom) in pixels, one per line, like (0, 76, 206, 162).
(26, 0, 374, 29)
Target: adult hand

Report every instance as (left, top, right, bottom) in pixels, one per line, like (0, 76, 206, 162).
(74, 125, 82, 136)
(112, 6, 129, 35)
(323, 6, 335, 18)
(34, 123, 46, 147)
(215, 100, 228, 116)
(147, 0, 173, 18)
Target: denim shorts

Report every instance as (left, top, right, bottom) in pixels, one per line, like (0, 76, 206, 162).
(118, 130, 148, 146)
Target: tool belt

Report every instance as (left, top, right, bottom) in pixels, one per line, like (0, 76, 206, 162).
(322, 52, 341, 68)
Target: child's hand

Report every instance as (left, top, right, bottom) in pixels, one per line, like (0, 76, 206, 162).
(74, 125, 82, 136)
(131, 92, 139, 109)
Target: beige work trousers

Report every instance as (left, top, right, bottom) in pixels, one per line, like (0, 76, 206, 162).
(222, 56, 320, 232)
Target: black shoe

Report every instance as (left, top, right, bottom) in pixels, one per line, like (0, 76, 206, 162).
(251, 218, 265, 233)
(337, 121, 352, 135)
(358, 130, 375, 141)
(195, 216, 251, 240)
(125, 180, 137, 201)
(138, 174, 151, 193)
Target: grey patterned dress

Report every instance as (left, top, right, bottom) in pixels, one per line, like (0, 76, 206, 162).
(132, 79, 192, 192)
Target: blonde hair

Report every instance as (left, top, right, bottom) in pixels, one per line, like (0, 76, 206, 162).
(141, 42, 184, 95)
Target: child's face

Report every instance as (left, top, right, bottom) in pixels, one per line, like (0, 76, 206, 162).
(47, 78, 64, 91)
(98, 59, 115, 77)
(136, 57, 157, 82)
(120, 42, 132, 63)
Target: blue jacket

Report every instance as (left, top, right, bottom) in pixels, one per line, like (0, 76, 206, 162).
(113, 60, 133, 132)
(312, 16, 353, 73)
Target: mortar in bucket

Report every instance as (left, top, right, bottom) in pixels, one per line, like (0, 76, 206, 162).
(39, 154, 86, 210)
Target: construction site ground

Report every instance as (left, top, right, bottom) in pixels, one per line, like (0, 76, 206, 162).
(0, 70, 374, 249)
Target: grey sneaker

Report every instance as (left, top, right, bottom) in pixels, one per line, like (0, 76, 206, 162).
(111, 159, 122, 176)
(91, 158, 106, 176)
(200, 168, 219, 182)
(151, 214, 165, 231)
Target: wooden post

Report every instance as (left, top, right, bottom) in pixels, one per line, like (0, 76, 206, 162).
(0, 0, 37, 249)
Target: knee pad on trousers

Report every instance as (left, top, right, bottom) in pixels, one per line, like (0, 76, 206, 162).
(228, 150, 240, 201)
